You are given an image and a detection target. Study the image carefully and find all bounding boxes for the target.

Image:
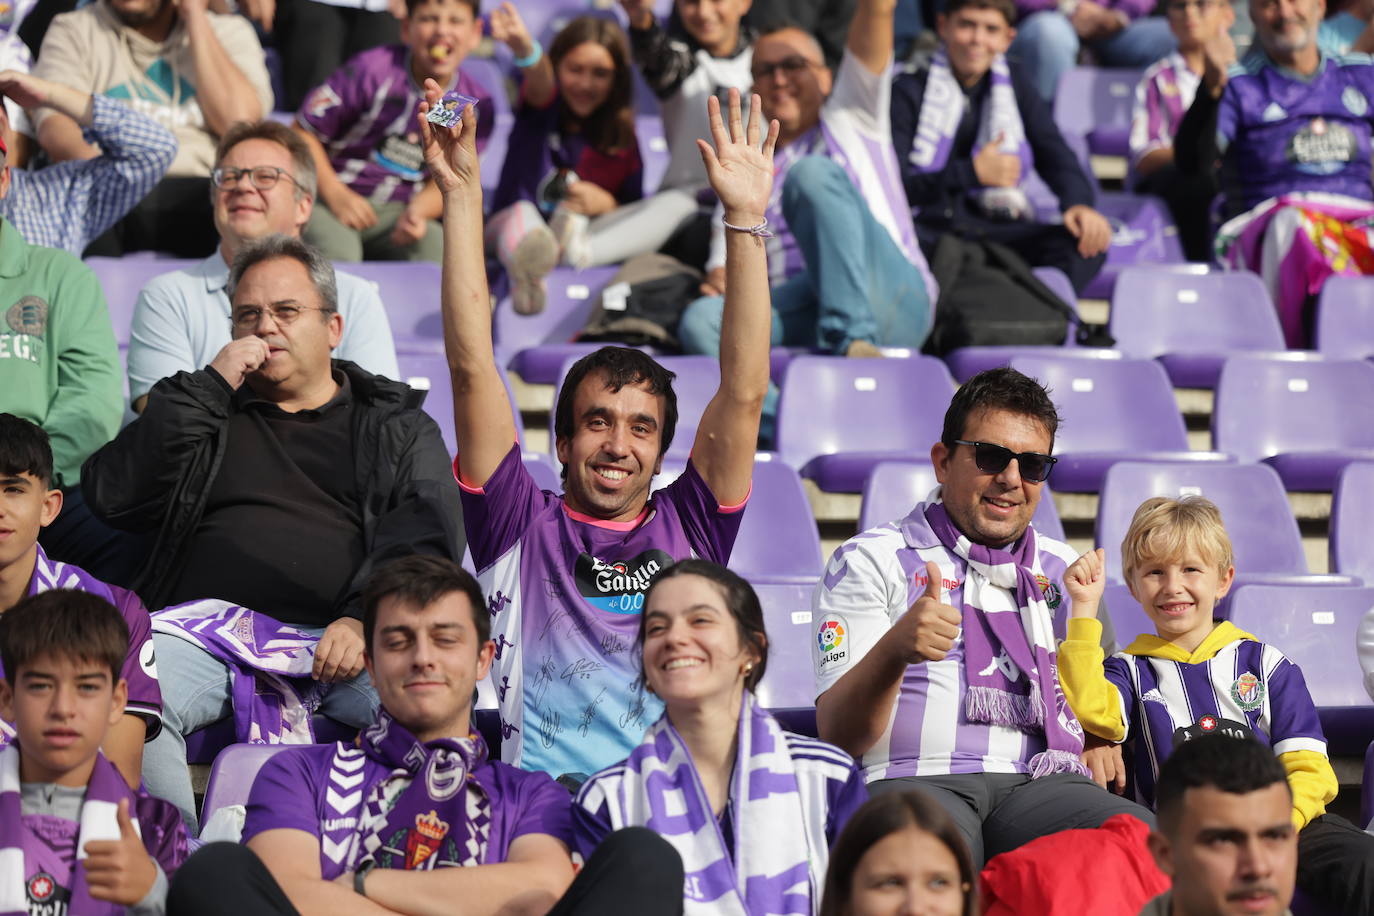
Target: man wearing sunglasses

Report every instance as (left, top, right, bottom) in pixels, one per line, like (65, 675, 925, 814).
(813, 367, 1147, 868)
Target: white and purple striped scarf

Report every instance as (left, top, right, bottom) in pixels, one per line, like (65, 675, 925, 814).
(151, 600, 323, 744)
(909, 49, 1034, 221)
(611, 693, 820, 916)
(924, 503, 1088, 777)
(0, 747, 133, 916)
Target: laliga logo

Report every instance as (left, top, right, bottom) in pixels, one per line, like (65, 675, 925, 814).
(816, 616, 848, 668)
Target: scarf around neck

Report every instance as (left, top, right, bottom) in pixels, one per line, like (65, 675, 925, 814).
(923, 503, 1088, 777)
(909, 49, 1034, 221)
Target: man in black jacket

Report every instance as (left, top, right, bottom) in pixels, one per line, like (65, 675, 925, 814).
(82, 234, 463, 831)
(891, 0, 1112, 294)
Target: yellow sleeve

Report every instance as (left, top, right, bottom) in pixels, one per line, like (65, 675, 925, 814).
(1058, 618, 1127, 742)
(1279, 749, 1338, 830)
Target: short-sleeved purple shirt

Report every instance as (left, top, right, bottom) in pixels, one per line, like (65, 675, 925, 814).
(458, 445, 745, 780)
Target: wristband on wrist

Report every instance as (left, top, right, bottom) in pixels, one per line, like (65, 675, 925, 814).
(354, 860, 377, 897)
(721, 215, 773, 238)
(513, 40, 543, 69)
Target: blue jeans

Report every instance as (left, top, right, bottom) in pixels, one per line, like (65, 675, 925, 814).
(1011, 11, 1178, 103)
(143, 628, 379, 833)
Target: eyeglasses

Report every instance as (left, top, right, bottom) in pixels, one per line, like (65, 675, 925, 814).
(231, 304, 328, 328)
(212, 165, 300, 192)
(1166, 0, 1218, 14)
(752, 55, 819, 82)
(953, 439, 1057, 483)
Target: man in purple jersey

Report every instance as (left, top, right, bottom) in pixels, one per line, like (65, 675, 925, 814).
(431, 85, 773, 784)
(813, 368, 1145, 867)
(0, 414, 160, 789)
(164, 556, 683, 916)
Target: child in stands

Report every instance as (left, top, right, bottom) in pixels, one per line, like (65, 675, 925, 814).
(295, 0, 493, 263)
(0, 590, 184, 914)
(1059, 495, 1374, 913)
(488, 5, 643, 314)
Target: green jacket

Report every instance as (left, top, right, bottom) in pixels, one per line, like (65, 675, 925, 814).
(0, 216, 120, 487)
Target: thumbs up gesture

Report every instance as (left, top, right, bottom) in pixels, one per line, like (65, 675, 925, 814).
(83, 798, 157, 905)
(899, 561, 963, 663)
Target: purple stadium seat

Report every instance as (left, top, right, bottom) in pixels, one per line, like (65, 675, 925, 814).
(1009, 355, 1228, 492)
(200, 743, 292, 825)
(396, 351, 524, 457)
(1109, 267, 1288, 388)
(1331, 462, 1374, 585)
(1213, 356, 1374, 490)
(1083, 192, 1187, 300)
(1102, 583, 1156, 646)
(524, 451, 562, 492)
(497, 265, 621, 383)
(1363, 740, 1374, 830)
(347, 261, 444, 354)
(775, 355, 957, 493)
(185, 715, 357, 766)
(1314, 275, 1374, 360)
(510, 342, 659, 386)
(636, 114, 671, 194)
(753, 580, 821, 709)
(1096, 461, 1357, 592)
(86, 256, 200, 346)
(550, 354, 717, 461)
(857, 460, 1066, 541)
(1226, 583, 1374, 755)
(1051, 66, 1143, 158)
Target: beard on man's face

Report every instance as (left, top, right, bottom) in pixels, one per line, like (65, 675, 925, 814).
(110, 0, 169, 27)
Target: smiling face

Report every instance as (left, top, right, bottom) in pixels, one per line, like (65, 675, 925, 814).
(1128, 551, 1234, 652)
(365, 590, 493, 743)
(1167, 0, 1235, 51)
(214, 138, 312, 250)
(0, 471, 61, 584)
(1252, 0, 1324, 59)
(845, 826, 969, 916)
(1151, 782, 1296, 916)
(0, 653, 126, 787)
(931, 408, 1050, 549)
(751, 28, 832, 140)
(556, 40, 618, 119)
(642, 573, 759, 711)
(230, 256, 343, 397)
(937, 6, 1015, 86)
(404, 0, 482, 84)
(678, 0, 752, 57)
(556, 371, 665, 522)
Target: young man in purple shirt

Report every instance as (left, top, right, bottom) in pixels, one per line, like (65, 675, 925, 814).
(433, 85, 774, 785)
(165, 556, 683, 916)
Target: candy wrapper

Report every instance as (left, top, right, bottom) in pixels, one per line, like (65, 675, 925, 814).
(426, 91, 479, 129)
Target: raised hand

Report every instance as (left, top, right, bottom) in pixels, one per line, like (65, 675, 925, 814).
(83, 799, 158, 906)
(697, 89, 779, 225)
(418, 77, 480, 196)
(489, 1, 535, 58)
(896, 561, 963, 663)
(1064, 547, 1107, 619)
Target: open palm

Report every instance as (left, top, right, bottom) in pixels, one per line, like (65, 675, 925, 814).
(697, 90, 779, 221)
(417, 77, 480, 196)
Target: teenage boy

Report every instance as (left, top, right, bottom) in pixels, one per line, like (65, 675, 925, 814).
(1128, 0, 1234, 261)
(295, 0, 493, 263)
(0, 414, 160, 789)
(164, 556, 683, 916)
(891, 0, 1112, 294)
(1060, 495, 1374, 913)
(0, 589, 185, 915)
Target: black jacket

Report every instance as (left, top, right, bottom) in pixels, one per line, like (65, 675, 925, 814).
(82, 360, 464, 615)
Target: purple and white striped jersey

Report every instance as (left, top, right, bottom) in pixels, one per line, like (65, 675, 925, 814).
(1104, 625, 1327, 809)
(813, 502, 1079, 783)
(297, 44, 493, 205)
(1129, 52, 1199, 168)
(458, 445, 746, 781)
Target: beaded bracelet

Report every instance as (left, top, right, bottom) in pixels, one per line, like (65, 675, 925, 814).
(721, 216, 774, 238)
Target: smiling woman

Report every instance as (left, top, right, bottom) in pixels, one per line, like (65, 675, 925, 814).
(571, 560, 869, 915)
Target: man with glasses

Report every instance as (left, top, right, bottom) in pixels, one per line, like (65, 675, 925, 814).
(813, 367, 1146, 867)
(82, 234, 463, 831)
(679, 0, 937, 424)
(126, 120, 398, 414)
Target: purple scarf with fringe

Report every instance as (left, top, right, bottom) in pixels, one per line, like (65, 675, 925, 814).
(924, 504, 1088, 777)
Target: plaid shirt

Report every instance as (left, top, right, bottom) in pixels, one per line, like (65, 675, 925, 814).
(2, 94, 176, 254)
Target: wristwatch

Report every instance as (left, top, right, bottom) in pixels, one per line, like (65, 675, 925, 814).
(354, 860, 377, 897)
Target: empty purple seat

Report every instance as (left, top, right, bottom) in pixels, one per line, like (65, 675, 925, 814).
(1009, 355, 1227, 492)
(1102, 582, 1157, 646)
(200, 743, 292, 826)
(1226, 584, 1374, 755)
(1082, 192, 1188, 300)
(1314, 275, 1374, 360)
(858, 460, 1066, 540)
(775, 355, 956, 493)
(396, 352, 523, 457)
(1097, 461, 1356, 591)
(510, 342, 658, 386)
(636, 115, 670, 194)
(1330, 461, 1374, 585)
(346, 261, 444, 354)
(524, 451, 562, 492)
(1051, 66, 1143, 157)
(498, 266, 622, 382)
(1110, 267, 1288, 388)
(86, 256, 200, 346)
(753, 580, 821, 709)
(1213, 356, 1374, 490)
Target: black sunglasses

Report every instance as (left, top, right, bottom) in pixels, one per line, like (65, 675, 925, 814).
(954, 440, 1057, 483)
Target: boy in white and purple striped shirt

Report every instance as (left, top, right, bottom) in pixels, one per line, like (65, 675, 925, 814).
(1059, 495, 1374, 912)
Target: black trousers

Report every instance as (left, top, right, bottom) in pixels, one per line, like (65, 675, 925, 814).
(168, 827, 684, 916)
(1297, 813, 1374, 913)
(275, 0, 401, 111)
(1134, 164, 1220, 264)
(82, 176, 218, 259)
(37, 485, 150, 590)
